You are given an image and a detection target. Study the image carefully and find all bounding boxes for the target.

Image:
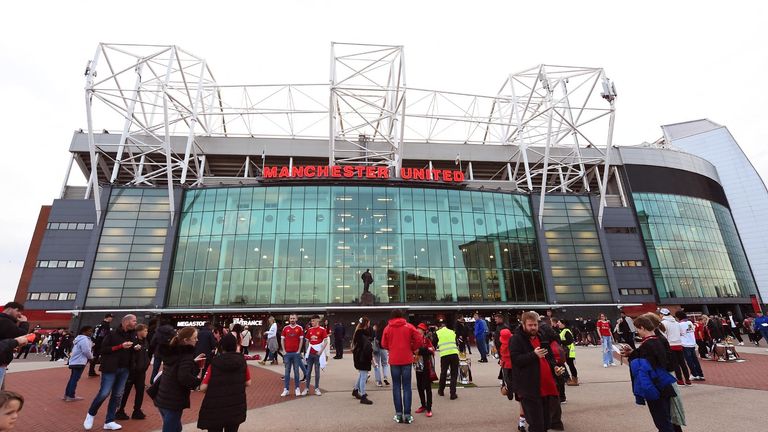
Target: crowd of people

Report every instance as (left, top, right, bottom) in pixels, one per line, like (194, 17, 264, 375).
(0, 298, 766, 431)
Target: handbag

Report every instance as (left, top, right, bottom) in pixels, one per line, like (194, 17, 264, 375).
(146, 371, 162, 400)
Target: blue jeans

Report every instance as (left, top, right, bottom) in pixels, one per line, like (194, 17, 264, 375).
(306, 354, 321, 389)
(0, 366, 7, 389)
(682, 347, 703, 377)
(88, 368, 130, 423)
(373, 349, 390, 383)
(65, 365, 85, 398)
(476, 336, 488, 361)
(353, 370, 367, 395)
(159, 407, 183, 432)
(601, 336, 613, 365)
(283, 352, 302, 390)
(391, 364, 413, 416)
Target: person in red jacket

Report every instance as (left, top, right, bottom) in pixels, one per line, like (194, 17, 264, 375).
(381, 309, 421, 424)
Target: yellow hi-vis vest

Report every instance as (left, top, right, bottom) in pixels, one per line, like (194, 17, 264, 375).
(560, 328, 576, 359)
(436, 327, 459, 357)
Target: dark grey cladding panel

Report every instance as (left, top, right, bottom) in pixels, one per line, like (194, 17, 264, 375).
(24, 300, 76, 312)
(624, 165, 729, 208)
(605, 234, 647, 258)
(38, 231, 94, 259)
(48, 199, 97, 221)
(601, 207, 639, 228)
(28, 270, 83, 292)
(612, 268, 655, 288)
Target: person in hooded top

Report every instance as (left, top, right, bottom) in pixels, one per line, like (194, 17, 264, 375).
(197, 333, 251, 432)
(381, 309, 421, 424)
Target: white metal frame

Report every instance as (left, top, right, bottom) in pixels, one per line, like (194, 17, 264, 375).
(83, 44, 617, 226)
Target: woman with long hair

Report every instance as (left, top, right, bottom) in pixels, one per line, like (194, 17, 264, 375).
(597, 313, 614, 367)
(197, 334, 251, 432)
(154, 327, 206, 432)
(352, 317, 374, 405)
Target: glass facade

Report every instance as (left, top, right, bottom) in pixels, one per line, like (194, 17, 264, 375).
(634, 193, 757, 299)
(168, 186, 545, 307)
(541, 195, 611, 302)
(85, 189, 170, 307)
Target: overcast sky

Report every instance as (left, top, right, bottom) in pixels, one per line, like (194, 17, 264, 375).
(1, 0, 766, 302)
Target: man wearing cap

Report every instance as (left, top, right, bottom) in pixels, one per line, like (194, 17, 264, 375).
(89, 313, 114, 377)
(660, 308, 690, 386)
(436, 320, 460, 400)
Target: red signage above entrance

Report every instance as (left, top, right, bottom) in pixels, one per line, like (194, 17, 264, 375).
(262, 165, 465, 183)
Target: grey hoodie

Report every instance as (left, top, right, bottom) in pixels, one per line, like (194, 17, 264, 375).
(68, 334, 94, 366)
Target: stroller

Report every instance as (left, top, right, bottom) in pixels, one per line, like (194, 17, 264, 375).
(458, 352, 473, 385)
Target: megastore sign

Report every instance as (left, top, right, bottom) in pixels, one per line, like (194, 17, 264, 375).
(263, 165, 465, 183)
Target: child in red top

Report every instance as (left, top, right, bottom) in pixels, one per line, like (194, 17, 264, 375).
(414, 323, 435, 417)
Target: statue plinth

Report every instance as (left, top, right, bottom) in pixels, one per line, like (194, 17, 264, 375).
(360, 291, 375, 306)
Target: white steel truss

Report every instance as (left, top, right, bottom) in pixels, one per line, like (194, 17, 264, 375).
(330, 43, 406, 171)
(83, 44, 616, 227)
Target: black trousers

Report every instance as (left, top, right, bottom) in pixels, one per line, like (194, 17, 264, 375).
(120, 370, 146, 412)
(565, 357, 577, 378)
(646, 396, 674, 432)
(415, 370, 432, 410)
(334, 338, 344, 358)
(726, 327, 743, 342)
(438, 354, 459, 396)
(520, 396, 551, 432)
(696, 340, 709, 358)
(670, 350, 689, 382)
(207, 425, 240, 432)
(88, 349, 100, 373)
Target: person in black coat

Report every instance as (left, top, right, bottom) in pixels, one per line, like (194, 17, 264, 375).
(195, 323, 218, 380)
(509, 312, 562, 432)
(154, 327, 205, 432)
(83, 314, 138, 431)
(88, 313, 113, 376)
(352, 318, 374, 405)
(333, 321, 346, 359)
(149, 320, 175, 383)
(198, 334, 251, 432)
(116, 324, 150, 421)
(0, 302, 30, 386)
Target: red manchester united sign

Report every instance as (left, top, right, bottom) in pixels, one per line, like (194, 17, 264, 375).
(262, 165, 465, 183)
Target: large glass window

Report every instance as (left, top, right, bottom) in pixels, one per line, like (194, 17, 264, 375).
(634, 193, 758, 299)
(168, 186, 544, 307)
(542, 195, 611, 302)
(85, 189, 169, 308)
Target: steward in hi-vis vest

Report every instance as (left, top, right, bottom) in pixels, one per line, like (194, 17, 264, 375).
(436, 321, 459, 399)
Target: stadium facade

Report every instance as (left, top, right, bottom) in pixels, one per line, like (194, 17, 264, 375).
(13, 43, 766, 328)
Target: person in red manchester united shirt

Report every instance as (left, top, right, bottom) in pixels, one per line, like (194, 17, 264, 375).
(280, 314, 304, 397)
(302, 315, 329, 396)
(597, 313, 615, 367)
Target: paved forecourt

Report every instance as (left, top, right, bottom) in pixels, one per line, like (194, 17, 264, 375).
(5, 343, 767, 431)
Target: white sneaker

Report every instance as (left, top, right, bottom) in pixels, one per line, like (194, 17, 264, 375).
(84, 414, 95, 430)
(280, 389, 289, 397)
(103, 422, 122, 430)
(603, 364, 608, 368)
(314, 388, 322, 396)
(738, 342, 744, 346)
(300, 388, 308, 396)
(295, 387, 302, 396)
